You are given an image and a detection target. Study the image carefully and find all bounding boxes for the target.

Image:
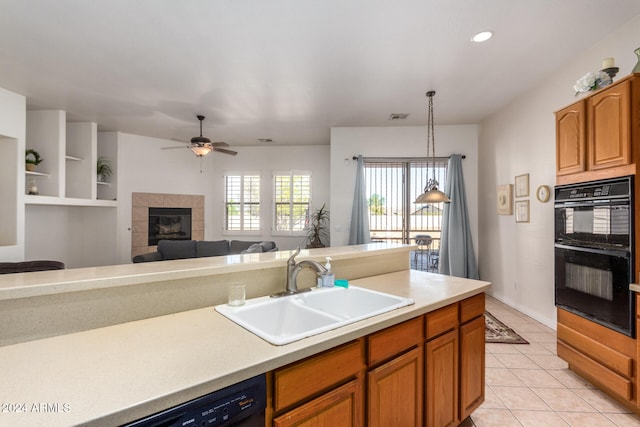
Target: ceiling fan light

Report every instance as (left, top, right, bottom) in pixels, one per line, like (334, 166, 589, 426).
(190, 145, 212, 157)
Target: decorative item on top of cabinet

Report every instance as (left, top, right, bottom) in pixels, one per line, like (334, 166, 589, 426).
(556, 73, 639, 185)
(633, 47, 640, 73)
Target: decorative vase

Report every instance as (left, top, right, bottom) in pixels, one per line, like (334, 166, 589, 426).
(633, 47, 640, 74)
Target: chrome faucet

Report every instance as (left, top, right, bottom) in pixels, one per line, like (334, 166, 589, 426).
(272, 247, 328, 297)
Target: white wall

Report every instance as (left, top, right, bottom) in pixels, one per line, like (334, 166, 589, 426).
(115, 134, 330, 264)
(0, 87, 26, 261)
(478, 14, 640, 328)
(329, 126, 479, 258)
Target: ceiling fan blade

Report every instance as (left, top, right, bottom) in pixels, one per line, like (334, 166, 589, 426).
(162, 146, 190, 150)
(214, 147, 238, 156)
(170, 138, 189, 144)
(211, 141, 230, 147)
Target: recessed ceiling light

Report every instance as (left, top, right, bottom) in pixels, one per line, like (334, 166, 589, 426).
(471, 31, 493, 43)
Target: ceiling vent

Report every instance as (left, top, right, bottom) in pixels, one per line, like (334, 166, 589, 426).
(388, 113, 409, 121)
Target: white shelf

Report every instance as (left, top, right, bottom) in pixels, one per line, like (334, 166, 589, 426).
(25, 170, 50, 177)
(24, 194, 117, 207)
(65, 155, 84, 161)
(96, 181, 111, 186)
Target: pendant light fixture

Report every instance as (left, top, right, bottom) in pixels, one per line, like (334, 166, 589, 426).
(415, 91, 451, 204)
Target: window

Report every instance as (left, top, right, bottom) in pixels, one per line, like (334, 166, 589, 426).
(274, 171, 312, 234)
(224, 172, 261, 231)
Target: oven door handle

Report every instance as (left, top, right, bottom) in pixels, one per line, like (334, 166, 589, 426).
(554, 243, 631, 257)
(554, 200, 630, 208)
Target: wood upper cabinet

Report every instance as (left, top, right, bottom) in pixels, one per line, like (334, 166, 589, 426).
(556, 100, 586, 175)
(588, 79, 631, 170)
(556, 74, 639, 183)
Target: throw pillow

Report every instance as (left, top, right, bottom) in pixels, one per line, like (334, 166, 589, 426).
(241, 243, 264, 254)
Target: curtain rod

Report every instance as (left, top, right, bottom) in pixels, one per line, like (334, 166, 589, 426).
(352, 155, 466, 161)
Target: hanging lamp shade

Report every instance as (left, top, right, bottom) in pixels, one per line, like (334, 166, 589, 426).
(415, 90, 451, 204)
(190, 145, 212, 157)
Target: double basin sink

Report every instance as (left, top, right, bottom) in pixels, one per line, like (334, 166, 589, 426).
(215, 286, 414, 345)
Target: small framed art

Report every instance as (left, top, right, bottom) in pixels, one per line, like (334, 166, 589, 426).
(496, 184, 513, 215)
(515, 200, 530, 223)
(515, 173, 529, 198)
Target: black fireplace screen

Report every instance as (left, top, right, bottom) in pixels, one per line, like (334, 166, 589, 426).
(148, 207, 192, 246)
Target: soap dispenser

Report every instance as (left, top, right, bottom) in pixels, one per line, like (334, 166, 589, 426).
(322, 257, 335, 287)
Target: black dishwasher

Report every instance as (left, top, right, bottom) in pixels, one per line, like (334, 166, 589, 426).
(122, 374, 266, 427)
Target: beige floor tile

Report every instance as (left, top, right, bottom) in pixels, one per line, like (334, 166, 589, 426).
(513, 342, 553, 355)
(491, 386, 550, 410)
(512, 410, 569, 426)
(604, 412, 640, 426)
(485, 353, 504, 368)
(559, 412, 618, 426)
(540, 341, 558, 355)
(525, 354, 569, 370)
(518, 331, 557, 343)
(471, 408, 523, 427)
(511, 368, 565, 388)
(531, 387, 597, 412)
(508, 322, 547, 333)
(486, 367, 525, 386)
(486, 343, 522, 354)
(480, 386, 506, 409)
(572, 388, 633, 414)
(548, 369, 596, 389)
(494, 353, 541, 369)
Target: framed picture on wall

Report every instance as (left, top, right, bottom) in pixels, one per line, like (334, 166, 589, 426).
(515, 173, 530, 197)
(496, 184, 513, 215)
(515, 200, 530, 223)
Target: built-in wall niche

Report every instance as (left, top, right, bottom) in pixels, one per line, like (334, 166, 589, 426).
(0, 136, 18, 246)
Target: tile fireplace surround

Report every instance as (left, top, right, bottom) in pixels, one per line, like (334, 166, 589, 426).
(131, 192, 204, 259)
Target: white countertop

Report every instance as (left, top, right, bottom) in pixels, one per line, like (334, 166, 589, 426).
(630, 284, 640, 293)
(0, 269, 489, 426)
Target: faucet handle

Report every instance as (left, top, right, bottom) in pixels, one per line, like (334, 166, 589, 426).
(287, 247, 301, 264)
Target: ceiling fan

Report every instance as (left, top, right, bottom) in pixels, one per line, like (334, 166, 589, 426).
(163, 115, 238, 157)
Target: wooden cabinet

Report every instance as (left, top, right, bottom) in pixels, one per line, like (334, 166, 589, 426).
(555, 73, 640, 185)
(557, 308, 635, 404)
(267, 294, 486, 427)
(425, 294, 485, 427)
(271, 339, 365, 425)
(367, 317, 423, 427)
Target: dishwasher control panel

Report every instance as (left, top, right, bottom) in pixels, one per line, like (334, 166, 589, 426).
(123, 374, 266, 427)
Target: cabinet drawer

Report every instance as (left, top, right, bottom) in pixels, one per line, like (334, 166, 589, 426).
(460, 293, 485, 324)
(367, 317, 423, 366)
(273, 339, 365, 412)
(425, 303, 459, 340)
(558, 341, 632, 401)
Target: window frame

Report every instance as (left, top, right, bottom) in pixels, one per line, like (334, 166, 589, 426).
(272, 170, 312, 237)
(223, 170, 262, 235)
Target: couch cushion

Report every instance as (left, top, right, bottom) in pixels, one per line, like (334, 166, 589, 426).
(132, 252, 163, 263)
(0, 260, 65, 274)
(157, 240, 197, 260)
(241, 243, 264, 254)
(196, 240, 230, 257)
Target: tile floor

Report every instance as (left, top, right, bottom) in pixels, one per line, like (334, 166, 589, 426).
(469, 296, 640, 426)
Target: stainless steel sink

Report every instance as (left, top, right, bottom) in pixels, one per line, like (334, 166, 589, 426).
(215, 286, 414, 345)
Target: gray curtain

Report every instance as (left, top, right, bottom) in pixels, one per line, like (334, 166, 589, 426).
(438, 154, 478, 278)
(349, 155, 372, 245)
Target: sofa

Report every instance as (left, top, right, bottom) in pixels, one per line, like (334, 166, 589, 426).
(0, 260, 66, 274)
(132, 239, 278, 263)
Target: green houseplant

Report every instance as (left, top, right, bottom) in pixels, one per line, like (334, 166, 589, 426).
(306, 203, 330, 248)
(25, 149, 43, 172)
(96, 156, 113, 182)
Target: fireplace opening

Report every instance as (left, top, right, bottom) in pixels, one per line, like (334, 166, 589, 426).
(148, 207, 192, 246)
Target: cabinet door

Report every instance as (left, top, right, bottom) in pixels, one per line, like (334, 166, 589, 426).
(273, 378, 363, 427)
(367, 346, 423, 427)
(588, 80, 631, 170)
(460, 316, 485, 420)
(425, 328, 459, 427)
(556, 101, 586, 175)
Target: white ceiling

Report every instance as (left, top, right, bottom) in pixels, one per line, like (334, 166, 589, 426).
(1, 0, 639, 147)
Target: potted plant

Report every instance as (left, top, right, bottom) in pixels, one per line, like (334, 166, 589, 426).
(96, 156, 113, 182)
(25, 149, 43, 172)
(305, 203, 330, 248)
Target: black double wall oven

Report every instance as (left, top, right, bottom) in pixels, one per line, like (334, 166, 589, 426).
(554, 176, 635, 337)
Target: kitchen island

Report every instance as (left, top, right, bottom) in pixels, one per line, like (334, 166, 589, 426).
(0, 245, 489, 426)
